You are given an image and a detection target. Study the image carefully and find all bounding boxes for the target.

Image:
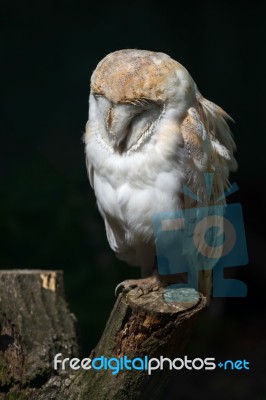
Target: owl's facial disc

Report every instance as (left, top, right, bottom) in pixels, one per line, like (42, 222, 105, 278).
(93, 93, 163, 153)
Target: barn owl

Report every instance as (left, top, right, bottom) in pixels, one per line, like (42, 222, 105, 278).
(84, 49, 237, 298)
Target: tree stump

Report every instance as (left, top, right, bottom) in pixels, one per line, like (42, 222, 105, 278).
(0, 270, 207, 399)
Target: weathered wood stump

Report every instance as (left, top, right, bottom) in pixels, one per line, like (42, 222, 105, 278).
(0, 270, 207, 399)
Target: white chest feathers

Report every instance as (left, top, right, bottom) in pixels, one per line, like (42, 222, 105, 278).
(85, 116, 186, 251)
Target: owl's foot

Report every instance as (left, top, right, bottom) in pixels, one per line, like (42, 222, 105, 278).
(115, 274, 167, 297)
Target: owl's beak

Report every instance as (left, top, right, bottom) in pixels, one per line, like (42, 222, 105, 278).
(106, 107, 114, 132)
(106, 105, 130, 149)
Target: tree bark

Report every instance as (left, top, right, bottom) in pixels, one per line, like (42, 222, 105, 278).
(0, 270, 207, 400)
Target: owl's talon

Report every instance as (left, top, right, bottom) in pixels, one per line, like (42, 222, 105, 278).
(115, 275, 165, 297)
(115, 282, 131, 296)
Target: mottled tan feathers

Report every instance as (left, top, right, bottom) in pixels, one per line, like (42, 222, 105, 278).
(91, 49, 185, 103)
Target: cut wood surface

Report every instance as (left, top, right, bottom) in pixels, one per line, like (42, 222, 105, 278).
(0, 270, 207, 399)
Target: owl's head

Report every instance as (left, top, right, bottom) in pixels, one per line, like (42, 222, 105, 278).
(89, 49, 195, 153)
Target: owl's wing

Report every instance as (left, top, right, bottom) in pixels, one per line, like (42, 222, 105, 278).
(181, 92, 237, 203)
(179, 93, 237, 298)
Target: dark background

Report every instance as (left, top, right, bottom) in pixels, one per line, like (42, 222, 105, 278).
(0, 1, 265, 399)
